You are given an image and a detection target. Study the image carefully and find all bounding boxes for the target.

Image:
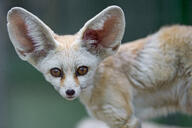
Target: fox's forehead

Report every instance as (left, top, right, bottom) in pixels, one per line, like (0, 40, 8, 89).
(38, 35, 97, 72)
(54, 34, 80, 51)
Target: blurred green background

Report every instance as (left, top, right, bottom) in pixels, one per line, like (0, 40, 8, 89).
(0, 0, 192, 128)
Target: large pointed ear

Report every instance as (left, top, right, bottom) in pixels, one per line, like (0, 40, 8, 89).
(7, 7, 58, 65)
(79, 6, 125, 58)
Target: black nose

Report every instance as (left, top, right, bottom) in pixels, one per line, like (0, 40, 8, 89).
(66, 89, 75, 96)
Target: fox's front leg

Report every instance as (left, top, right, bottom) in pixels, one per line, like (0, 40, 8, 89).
(91, 68, 141, 128)
(91, 84, 141, 128)
(97, 104, 141, 128)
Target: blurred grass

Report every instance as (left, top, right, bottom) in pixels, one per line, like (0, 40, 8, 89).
(153, 114, 192, 127)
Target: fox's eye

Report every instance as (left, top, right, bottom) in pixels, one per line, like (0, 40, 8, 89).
(76, 66, 88, 76)
(50, 68, 63, 77)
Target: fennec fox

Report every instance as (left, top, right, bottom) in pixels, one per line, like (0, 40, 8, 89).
(7, 5, 192, 128)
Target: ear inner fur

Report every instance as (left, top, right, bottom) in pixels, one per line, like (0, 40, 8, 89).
(9, 12, 35, 54)
(80, 6, 125, 58)
(7, 7, 58, 64)
(82, 16, 120, 49)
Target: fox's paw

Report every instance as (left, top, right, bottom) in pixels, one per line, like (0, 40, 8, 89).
(121, 117, 141, 128)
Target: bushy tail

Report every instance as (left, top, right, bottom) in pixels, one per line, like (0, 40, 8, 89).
(76, 118, 186, 128)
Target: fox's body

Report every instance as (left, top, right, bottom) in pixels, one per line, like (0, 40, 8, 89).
(7, 6, 192, 128)
(79, 26, 192, 127)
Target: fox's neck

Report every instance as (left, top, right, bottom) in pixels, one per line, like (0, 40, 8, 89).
(79, 84, 94, 105)
(79, 38, 147, 106)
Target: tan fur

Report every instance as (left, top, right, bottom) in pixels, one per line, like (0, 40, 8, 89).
(74, 74, 80, 86)
(54, 34, 80, 51)
(60, 75, 65, 87)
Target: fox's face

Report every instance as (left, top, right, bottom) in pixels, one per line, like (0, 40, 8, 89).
(37, 35, 99, 100)
(7, 6, 125, 100)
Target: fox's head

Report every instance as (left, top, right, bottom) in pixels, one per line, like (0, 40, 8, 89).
(7, 6, 125, 100)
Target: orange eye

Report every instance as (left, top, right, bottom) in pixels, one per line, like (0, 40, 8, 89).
(50, 68, 63, 77)
(76, 66, 88, 76)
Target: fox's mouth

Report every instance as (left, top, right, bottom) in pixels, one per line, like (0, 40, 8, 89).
(66, 95, 77, 101)
(67, 96, 74, 98)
